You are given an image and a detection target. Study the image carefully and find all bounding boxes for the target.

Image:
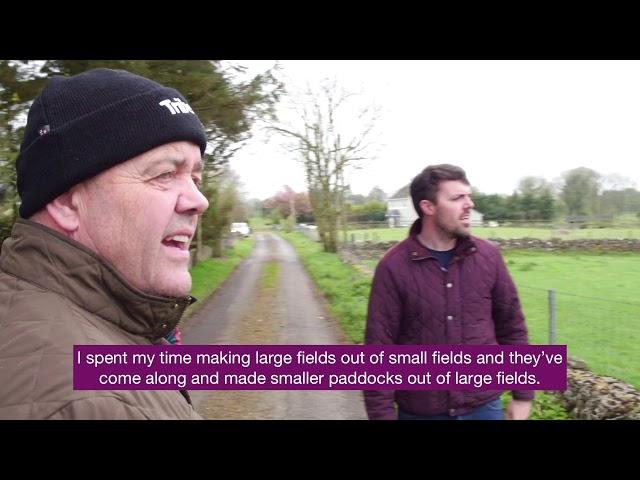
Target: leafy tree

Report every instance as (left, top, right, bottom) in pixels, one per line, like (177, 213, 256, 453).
(515, 176, 556, 221)
(537, 190, 555, 221)
(269, 209, 283, 226)
(367, 186, 387, 203)
(598, 187, 640, 216)
(283, 213, 296, 233)
(0, 60, 48, 235)
(598, 189, 625, 216)
(561, 167, 600, 216)
(471, 190, 509, 221)
(621, 188, 640, 213)
(200, 168, 241, 258)
(246, 198, 265, 219)
(473, 179, 556, 223)
(265, 185, 313, 221)
(505, 192, 524, 221)
(230, 193, 249, 223)
(343, 185, 367, 205)
(347, 201, 387, 223)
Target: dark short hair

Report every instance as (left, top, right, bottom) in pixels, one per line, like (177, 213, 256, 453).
(410, 164, 469, 217)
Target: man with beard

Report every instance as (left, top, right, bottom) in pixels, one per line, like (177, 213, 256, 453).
(364, 164, 533, 420)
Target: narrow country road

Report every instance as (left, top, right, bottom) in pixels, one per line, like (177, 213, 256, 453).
(181, 233, 367, 420)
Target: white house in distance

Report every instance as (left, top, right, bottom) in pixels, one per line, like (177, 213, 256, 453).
(387, 184, 484, 227)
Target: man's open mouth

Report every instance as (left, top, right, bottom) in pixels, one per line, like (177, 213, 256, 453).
(162, 235, 190, 251)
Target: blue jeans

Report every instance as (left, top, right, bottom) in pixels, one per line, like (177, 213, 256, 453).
(398, 398, 504, 420)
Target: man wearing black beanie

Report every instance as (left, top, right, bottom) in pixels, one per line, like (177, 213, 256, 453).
(0, 68, 209, 419)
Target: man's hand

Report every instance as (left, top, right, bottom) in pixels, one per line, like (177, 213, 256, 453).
(505, 399, 533, 420)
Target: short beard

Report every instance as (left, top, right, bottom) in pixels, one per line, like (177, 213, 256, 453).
(454, 226, 471, 239)
(435, 218, 470, 240)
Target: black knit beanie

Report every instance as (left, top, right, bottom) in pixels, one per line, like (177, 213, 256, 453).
(16, 68, 208, 218)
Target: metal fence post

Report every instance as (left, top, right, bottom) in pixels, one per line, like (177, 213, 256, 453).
(548, 289, 556, 345)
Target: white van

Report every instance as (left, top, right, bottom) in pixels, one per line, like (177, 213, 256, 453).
(230, 222, 251, 237)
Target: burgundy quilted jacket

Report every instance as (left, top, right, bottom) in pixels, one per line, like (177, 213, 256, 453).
(364, 219, 534, 419)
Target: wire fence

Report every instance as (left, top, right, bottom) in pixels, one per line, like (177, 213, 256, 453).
(516, 285, 640, 389)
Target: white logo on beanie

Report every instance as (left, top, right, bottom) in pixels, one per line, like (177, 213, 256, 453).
(158, 98, 195, 115)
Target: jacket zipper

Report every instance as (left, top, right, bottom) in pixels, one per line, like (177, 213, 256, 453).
(175, 295, 192, 329)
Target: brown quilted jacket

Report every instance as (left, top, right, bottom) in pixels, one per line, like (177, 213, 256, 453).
(0, 219, 201, 419)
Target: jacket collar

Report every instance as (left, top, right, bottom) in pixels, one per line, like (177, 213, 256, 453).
(406, 218, 478, 261)
(0, 219, 195, 340)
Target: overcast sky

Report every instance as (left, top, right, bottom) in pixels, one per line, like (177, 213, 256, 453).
(229, 60, 640, 200)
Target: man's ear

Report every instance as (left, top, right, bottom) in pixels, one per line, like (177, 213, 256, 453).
(419, 199, 435, 217)
(45, 189, 81, 233)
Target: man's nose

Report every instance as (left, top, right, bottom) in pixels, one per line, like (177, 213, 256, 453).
(177, 180, 209, 215)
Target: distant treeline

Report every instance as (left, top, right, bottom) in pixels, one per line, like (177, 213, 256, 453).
(474, 184, 640, 222)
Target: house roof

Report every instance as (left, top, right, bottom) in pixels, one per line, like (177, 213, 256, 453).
(389, 184, 410, 199)
(387, 183, 483, 216)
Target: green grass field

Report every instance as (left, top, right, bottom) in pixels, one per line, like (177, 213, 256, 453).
(351, 225, 640, 388)
(503, 250, 640, 388)
(364, 249, 640, 388)
(349, 226, 640, 242)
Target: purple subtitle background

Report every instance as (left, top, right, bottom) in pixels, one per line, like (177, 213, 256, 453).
(74, 344, 566, 391)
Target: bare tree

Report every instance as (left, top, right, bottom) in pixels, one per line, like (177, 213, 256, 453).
(270, 80, 378, 252)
